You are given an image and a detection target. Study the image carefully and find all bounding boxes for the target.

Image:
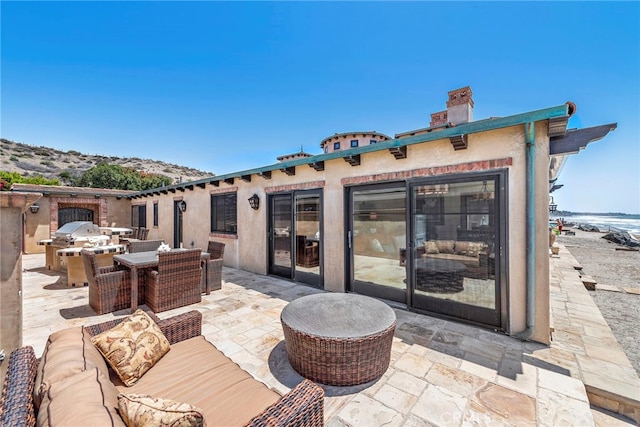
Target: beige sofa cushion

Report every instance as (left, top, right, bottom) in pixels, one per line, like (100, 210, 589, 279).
(118, 394, 204, 427)
(37, 368, 125, 427)
(435, 240, 455, 254)
(424, 252, 481, 268)
(91, 309, 171, 386)
(33, 326, 109, 408)
(115, 335, 281, 426)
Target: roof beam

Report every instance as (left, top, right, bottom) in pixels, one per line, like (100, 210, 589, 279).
(344, 154, 361, 166)
(388, 146, 407, 159)
(309, 161, 325, 171)
(550, 123, 617, 155)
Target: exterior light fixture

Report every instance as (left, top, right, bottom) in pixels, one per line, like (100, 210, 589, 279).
(549, 196, 557, 213)
(248, 193, 260, 210)
(30, 204, 40, 214)
(473, 181, 494, 201)
(178, 200, 187, 212)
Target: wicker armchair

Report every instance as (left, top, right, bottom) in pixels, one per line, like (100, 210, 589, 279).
(128, 239, 163, 253)
(146, 249, 202, 312)
(81, 249, 140, 315)
(202, 241, 225, 294)
(138, 227, 149, 240)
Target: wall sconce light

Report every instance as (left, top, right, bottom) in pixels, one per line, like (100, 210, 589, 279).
(30, 204, 40, 214)
(549, 196, 557, 213)
(248, 193, 260, 210)
(178, 200, 187, 212)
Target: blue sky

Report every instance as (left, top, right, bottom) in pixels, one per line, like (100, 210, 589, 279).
(2, 1, 638, 214)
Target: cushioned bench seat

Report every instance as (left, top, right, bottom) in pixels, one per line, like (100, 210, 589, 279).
(1, 310, 325, 427)
(113, 335, 282, 426)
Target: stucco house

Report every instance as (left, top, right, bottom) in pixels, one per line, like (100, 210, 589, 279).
(7, 86, 617, 345)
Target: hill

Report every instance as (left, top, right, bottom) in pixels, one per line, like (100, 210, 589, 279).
(0, 138, 213, 185)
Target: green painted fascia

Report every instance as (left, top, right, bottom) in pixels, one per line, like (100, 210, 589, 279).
(131, 104, 569, 198)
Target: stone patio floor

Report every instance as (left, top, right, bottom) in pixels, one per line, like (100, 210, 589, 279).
(20, 248, 639, 426)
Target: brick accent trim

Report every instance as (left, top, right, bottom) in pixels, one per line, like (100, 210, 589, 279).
(209, 232, 238, 240)
(341, 158, 512, 186)
(265, 181, 325, 194)
(49, 197, 107, 231)
(210, 186, 238, 195)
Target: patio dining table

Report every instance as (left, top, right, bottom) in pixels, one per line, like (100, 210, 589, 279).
(113, 249, 210, 313)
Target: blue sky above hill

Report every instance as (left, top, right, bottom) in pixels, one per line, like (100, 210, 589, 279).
(2, 2, 638, 213)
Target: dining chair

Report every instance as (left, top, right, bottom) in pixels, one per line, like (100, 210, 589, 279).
(203, 241, 226, 294)
(129, 239, 163, 253)
(81, 249, 140, 315)
(139, 228, 149, 240)
(145, 249, 202, 312)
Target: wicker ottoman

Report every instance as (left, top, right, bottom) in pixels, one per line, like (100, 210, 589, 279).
(281, 293, 396, 386)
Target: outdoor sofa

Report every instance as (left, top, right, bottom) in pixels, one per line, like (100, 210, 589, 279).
(0, 310, 325, 426)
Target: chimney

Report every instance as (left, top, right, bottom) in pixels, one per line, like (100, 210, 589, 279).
(430, 110, 448, 127)
(446, 86, 474, 124)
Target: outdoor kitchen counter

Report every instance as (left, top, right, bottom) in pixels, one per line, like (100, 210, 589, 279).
(99, 227, 133, 245)
(38, 235, 110, 270)
(57, 244, 126, 287)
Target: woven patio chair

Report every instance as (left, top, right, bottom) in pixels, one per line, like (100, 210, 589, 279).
(202, 241, 225, 294)
(81, 249, 141, 315)
(145, 248, 202, 313)
(139, 227, 149, 240)
(128, 239, 164, 253)
(130, 227, 139, 239)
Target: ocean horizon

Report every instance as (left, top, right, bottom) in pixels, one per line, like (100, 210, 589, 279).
(552, 212, 640, 235)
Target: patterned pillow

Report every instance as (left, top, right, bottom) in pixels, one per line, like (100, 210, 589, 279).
(424, 241, 439, 254)
(117, 394, 205, 427)
(91, 309, 170, 386)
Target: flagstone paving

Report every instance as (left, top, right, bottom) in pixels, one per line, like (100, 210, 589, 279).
(19, 252, 637, 426)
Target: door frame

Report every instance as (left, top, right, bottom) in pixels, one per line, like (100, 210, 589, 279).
(344, 181, 407, 304)
(267, 189, 323, 288)
(344, 171, 508, 330)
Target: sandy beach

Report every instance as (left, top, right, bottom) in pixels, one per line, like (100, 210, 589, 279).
(557, 229, 640, 375)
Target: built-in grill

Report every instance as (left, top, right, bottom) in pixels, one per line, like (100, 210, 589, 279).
(52, 221, 105, 247)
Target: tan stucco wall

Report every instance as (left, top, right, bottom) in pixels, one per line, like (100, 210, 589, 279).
(0, 191, 41, 382)
(136, 122, 552, 342)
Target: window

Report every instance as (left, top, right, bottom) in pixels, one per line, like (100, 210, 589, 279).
(350, 139, 359, 148)
(370, 139, 378, 145)
(131, 204, 146, 228)
(333, 142, 340, 150)
(153, 202, 158, 226)
(211, 193, 237, 233)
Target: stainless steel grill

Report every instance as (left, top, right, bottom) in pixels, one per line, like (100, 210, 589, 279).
(52, 221, 103, 247)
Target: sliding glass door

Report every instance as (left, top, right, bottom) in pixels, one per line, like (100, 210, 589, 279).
(268, 190, 322, 288)
(409, 176, 502, 326)
(346, 172, 505, 328)
(347, 184, 407, 303)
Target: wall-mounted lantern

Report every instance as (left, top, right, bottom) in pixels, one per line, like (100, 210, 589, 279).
(30, 204, 40, 214)
(178, 200, 187, 212)
(549, 196, 557, 213)
(248, 193, 260, 210)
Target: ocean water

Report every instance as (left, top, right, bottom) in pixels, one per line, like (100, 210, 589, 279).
(552, 213, 640, 235)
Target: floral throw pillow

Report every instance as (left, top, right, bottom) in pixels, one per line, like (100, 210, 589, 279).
(118, 394, 205, 427)
(91, 309, 170, 386)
